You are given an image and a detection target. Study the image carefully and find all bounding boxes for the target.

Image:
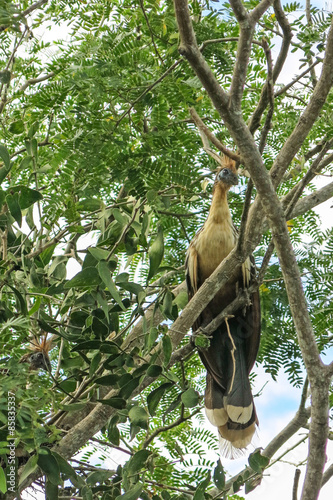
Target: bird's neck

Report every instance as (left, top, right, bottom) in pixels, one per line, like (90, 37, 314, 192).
(207, 183, 231, 224)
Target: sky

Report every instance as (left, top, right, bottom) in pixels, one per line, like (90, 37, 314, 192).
(19, 0, 333, 499)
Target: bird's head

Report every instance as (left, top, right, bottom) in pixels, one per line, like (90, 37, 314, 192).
(216, 155, 238, 189)
(216, 167, 238, 187)
(27, 351, 52, 372)
(19, 334, 53, 373)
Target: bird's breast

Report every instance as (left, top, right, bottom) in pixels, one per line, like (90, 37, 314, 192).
(194, 218, 236, 282)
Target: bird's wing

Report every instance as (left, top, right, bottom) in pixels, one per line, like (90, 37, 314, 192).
(185, 239, 203, 333)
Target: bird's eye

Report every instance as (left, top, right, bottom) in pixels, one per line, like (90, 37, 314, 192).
(222, 168, 229, 175)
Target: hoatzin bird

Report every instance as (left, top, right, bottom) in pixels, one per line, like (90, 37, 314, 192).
(19, 335, 52, 372)
(185, 157, 261, 458)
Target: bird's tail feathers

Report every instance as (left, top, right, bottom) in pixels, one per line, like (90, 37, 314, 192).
(218, 421, 257, 459)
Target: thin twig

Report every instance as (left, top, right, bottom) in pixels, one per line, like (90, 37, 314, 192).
(293, 468, 302, 500)
(116, 60, 182, 126)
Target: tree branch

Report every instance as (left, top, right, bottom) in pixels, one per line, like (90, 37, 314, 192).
(18, 71, 55, 93)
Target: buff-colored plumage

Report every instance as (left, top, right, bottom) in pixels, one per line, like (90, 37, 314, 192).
(185, 158, 260, 458)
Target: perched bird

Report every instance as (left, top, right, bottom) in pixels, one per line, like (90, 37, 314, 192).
(185, 157, 261, 457)
(19, 335, 52, 372)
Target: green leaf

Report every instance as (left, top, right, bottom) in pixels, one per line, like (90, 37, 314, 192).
(146, 364, 162, 378)
(0, 467, 6, 493)
(28, 121, 39, 138)
(119, 376, 141, 399)
(147, 382, 173, 416)
(162, 290, 173, 319)
(39, 244, 56, 266)
(65, 267, 102, 288)
(173, 291, 188, 309)
(0, 70, 11, 84)
(9, 120, 25, 134)
(76, 198, 104, 212)
(45, 479, 58, 500)
(0, 145, 10, 171)
(98, 260, 126, 311)
(147, 224, 164, 281)
(95, 374, 119, 386)
(19, 454, 39, 486)
(193, 472, 211, 500)
(97, 397, 126, 409)
(248, 450, 270, 474)
(37, 448, 61, 485)
(128, 406, 149, 429)
(20, 155, 33, 170)
(213, 459, 225, 489)
(181, 388, 199, 408)
(86, 469, 114, 485)
(7, 284, 28, 315)
(6, 192, 22, 226)
(108, 423, 120, 446)
(88, 247, 112, 261)
(127, 450, 151, 475)
(52, 451, 78, 483)
(18, 186, 43, 209)
(162, 335, 172, 366)
(116, 482, 143, 500)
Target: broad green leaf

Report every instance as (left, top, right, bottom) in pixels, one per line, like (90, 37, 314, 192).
(9, 185, 43, 209)
(95, 374, 119, 386)
(37, 449, 61, 485)
(52, 451, 78, 483)
(162, 335, 172, 366)
(248, 450, 270, 474)
(19, 155, 33, 170)
(0, 144, 10, 170)
(0, 70, 11, 84)
(147, 382, 173, 416)
(65, 267, 102, 288)
(86, 469, 114, 485)
(119, 377, 141, 399)
(193, 472, 211, 500)
(98, 260, 126, 311)
(181, 388, 199, 408)
(9, 120, 25, 134)
(0, 467, 6, 493)
(115, 482, 143, 500)
(128, 406, 149, 429)
(76, 198, 104, 212)
(108, 423, 120, 446)
(28, 121, 39, 138)
(88, 247, 112, 261)
(89, 351, 102, 378)
(173, 291, 188, 309)
(127, 450, 151, 475)
(146, 364, 162, 378)
(39, 244, 56, 266)
(7, 284, 28, 315)
(162, 290, 173, 318)
(97, 397, 126, 409)
(45, 479, 58, 500)
(213, 459, 225, 489)
(147, 224, 164, 281)
(6, 192, 22, 226)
